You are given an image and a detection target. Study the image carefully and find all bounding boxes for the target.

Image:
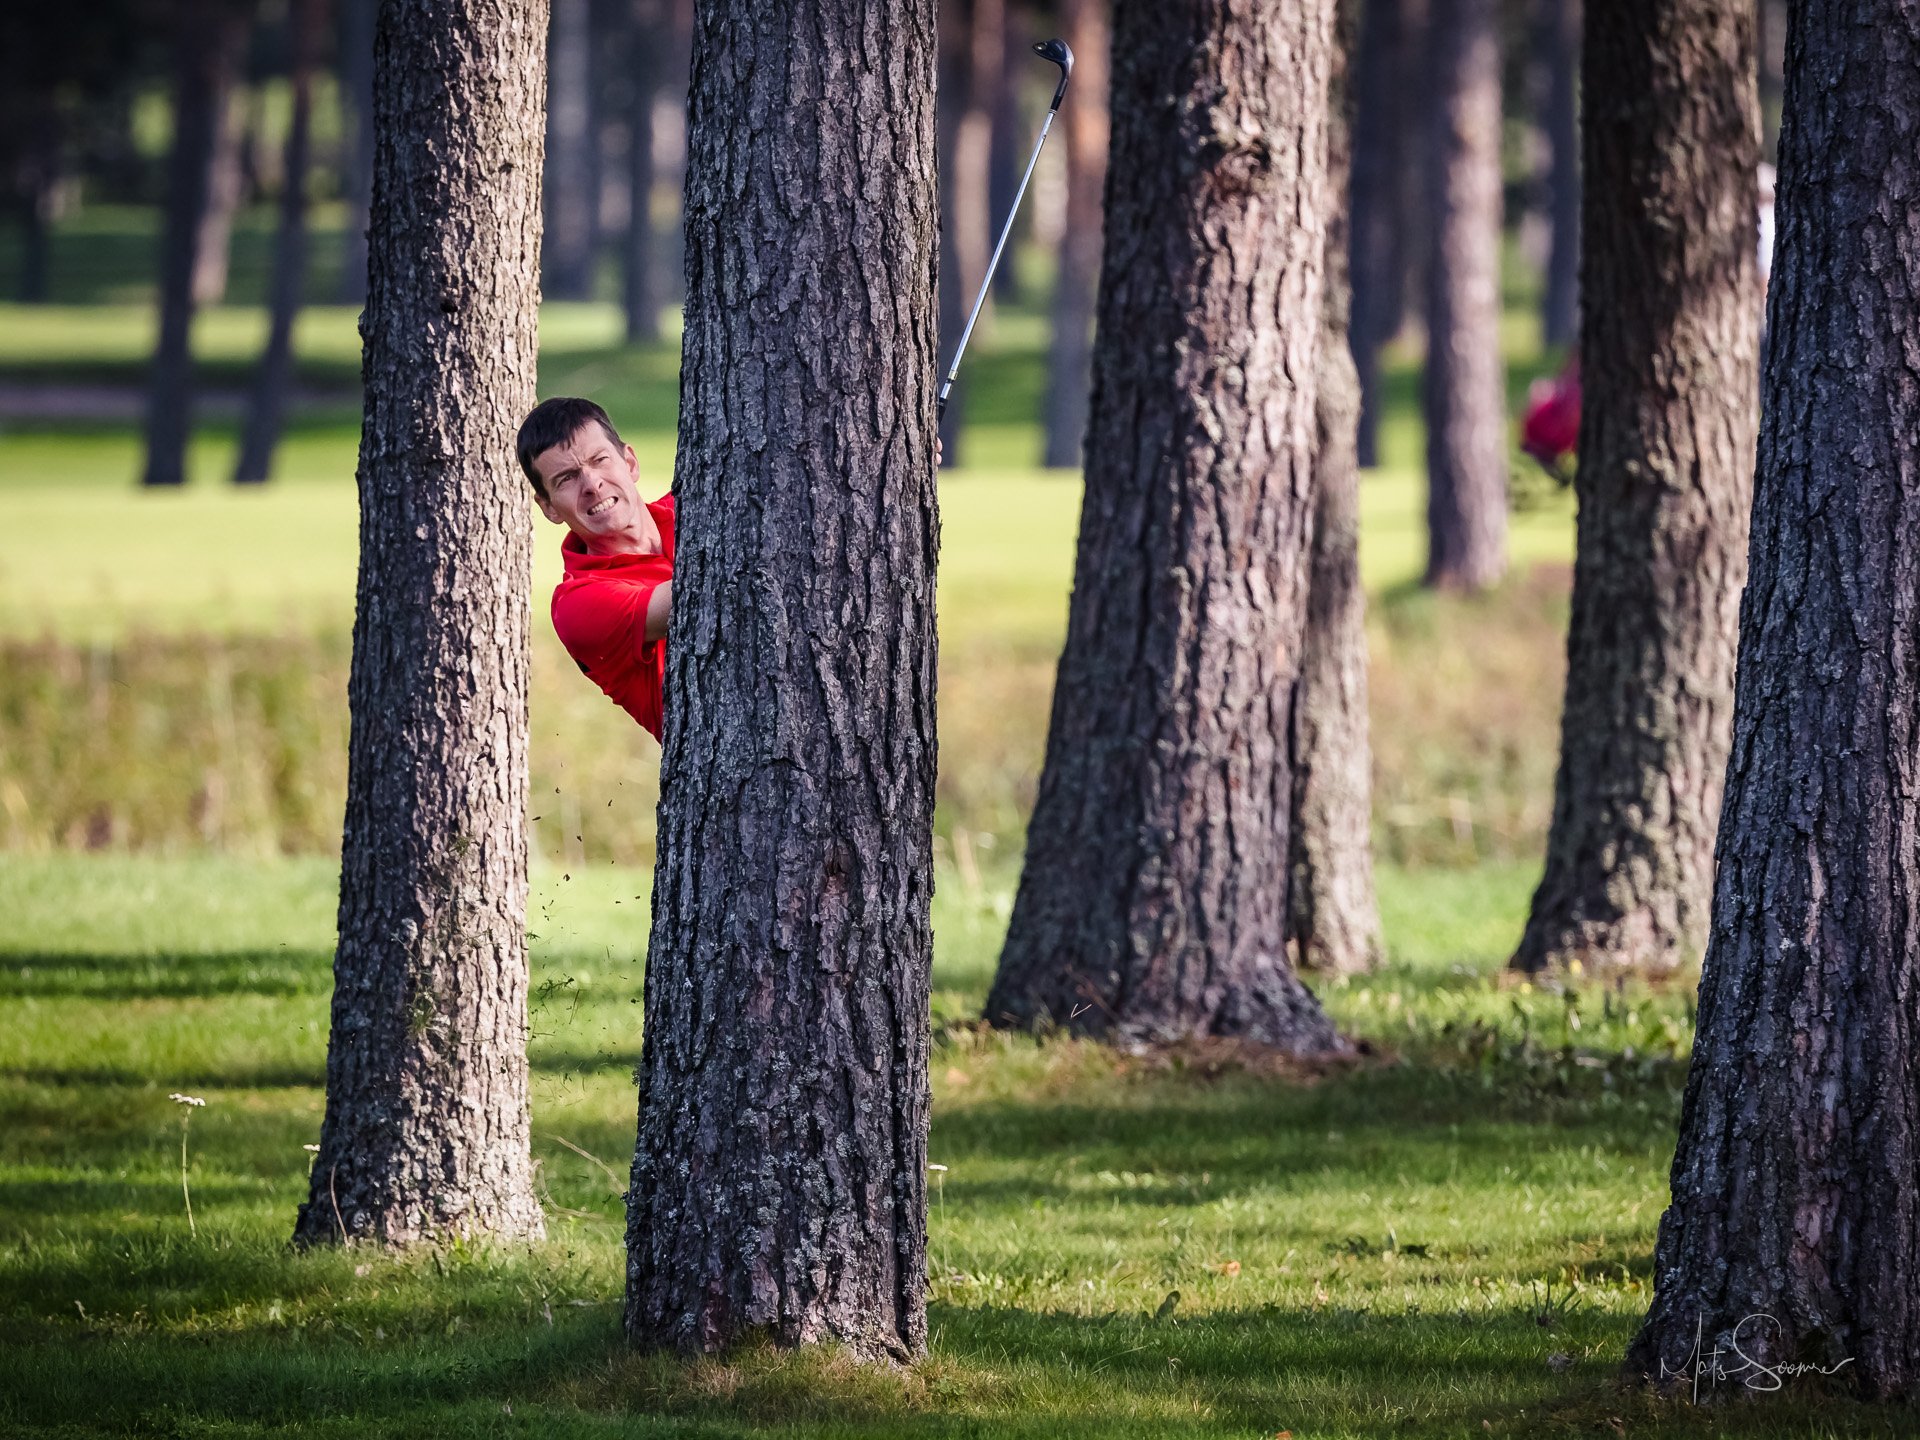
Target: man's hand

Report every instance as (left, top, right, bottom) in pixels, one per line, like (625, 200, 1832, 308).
(645, 581, 672, 642)
(936, 436, 944, 467)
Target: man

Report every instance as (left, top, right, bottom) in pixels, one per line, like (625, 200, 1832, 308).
(518, 396, 674, 741)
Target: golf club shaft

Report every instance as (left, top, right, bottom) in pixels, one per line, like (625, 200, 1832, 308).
(937, 108, 1058, 420)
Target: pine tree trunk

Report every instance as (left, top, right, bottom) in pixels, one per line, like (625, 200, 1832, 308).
(1292, 0, 1382, 977)
(621, 0, 662, 345)
(985, 0, 1350, 1057)
(1347, 0, 1410, 469)
(623, 0, 939, 1360)
(1510, 0, 1757, 978)
(293, 0, 548, 1249)
(1533, 0, 1579, 350)
(544, 0, 596, 300)
(1040, 0, 1107, 471)
(336, 0, 374, 306)
(1626, 3, 1920, 1397)
(191, 69, 245, 307)
(935, 0, 1001, 466)
(234, 0, 321, 486)
(1422, 0, 1507, 592)
(15, 102, 60, 305)
(143, 0, 247, 490)
(988, 3, 1028, 307)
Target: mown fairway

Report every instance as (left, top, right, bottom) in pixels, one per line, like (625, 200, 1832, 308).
(1, 261, 1890, 1434)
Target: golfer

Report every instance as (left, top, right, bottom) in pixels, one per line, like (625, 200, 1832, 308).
(518, 396, 675, 741)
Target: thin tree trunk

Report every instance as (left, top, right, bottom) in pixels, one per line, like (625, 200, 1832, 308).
(1039, 0, 1106, 471)
(988, 1, 1027, 306)
(293, 0, 548, 1248)
(336, 0, 374, 306)
(1533, 0, 1579, 350)
(1422, 0, 1506, 591)
(544, 0, 596, 299)
(936, 0, 1002, 466)
(143, 0, 247, 490)
(16, 101, 60, 304)
(1511, 0, 1757, 977)
(1347, 0, 1409, 469)
(621, 0, 662, 344)
(1292, 0, 1382, 977)
(986, 0, 1350, 1056)
(623, 0, 939, 1360)
(1626, 1, 1920, 1397)
(191, 68, 245, 307)
(234, 0, 322, 485)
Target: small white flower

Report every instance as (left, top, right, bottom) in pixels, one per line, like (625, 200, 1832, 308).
(169, 1093, 206, 1108)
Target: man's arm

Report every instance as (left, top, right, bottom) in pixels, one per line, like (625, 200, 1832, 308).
(645, 581, 672, 642)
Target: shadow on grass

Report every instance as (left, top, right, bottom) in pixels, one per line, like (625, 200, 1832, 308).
(0, 948, 335, 999)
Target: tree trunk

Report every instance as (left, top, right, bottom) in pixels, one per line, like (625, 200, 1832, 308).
(543, 0, 596, 300)
(234, 0, 321, 486)
(988, 2, 1028, 306)
(1510, 0, 1757, 978)
(336, 0, 374, 306)
(1532, 0, 1579, 350)
(142, 0, 247, 490)
(293, 0, 548, 1248)
(191, 68, 245, 307)
(936, 0, 1002, 466)
(1039, 0, 1107, 471)
(984, 0, 1350, 1057)
(623, 0, 939, 1360)
(621, 0, 663, 344)
(15, 99, 61, 304)
(1626, 2, 1920, 1398)
(1422, 0, 1506, 591)
(1291, 0, 1382, 977)
(1347, 0, 1410, 469)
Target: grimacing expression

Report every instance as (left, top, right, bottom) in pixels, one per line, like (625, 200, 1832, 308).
(532, 424, 643, 538)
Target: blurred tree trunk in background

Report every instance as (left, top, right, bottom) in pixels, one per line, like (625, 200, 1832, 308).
(13, 105, 61, 304)
(1756, 0, 1783, 160)
(1348, 0, 1412, 468)
(1531, 0, 1579, 349)
(1422, 0, 1506, 591)
(937, 0, 1002, 466)
(1291, 0, 1382, 977)
(1626, 0, 1920, 1395)
(1511, 0, 1757, 977)
(191, 46, 247, 306)
(622, 0, 664, 344)
(292, 0, 547, 1247)
(143, 0, 249, 489)
(623, 0, 939, 1359)
(234, 0, 322, 485)
(987, 0, 1351, 1056)
(1040, 0, 1107, 470)
(989, 1, 1029, 306)
(544, 0, 596, 299)
(336, 0, 374, 306)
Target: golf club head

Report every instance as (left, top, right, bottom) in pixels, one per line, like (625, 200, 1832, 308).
(1033, 37, 1073, 109)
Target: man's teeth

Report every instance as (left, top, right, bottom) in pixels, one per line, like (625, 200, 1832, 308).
(587, 496, 616, 517)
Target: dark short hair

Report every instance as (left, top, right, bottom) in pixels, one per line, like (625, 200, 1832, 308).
(516, 396, 625, 496)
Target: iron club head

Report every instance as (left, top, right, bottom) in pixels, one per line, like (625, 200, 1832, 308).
(1033, 37, 1073, 110)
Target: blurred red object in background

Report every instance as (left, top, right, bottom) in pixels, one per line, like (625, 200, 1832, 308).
(1520, 359, 1581, 479)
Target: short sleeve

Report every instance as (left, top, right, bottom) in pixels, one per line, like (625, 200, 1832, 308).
(552, 577, 659, 673)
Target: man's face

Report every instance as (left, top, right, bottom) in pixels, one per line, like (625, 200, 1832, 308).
(531, 423, 644, 541)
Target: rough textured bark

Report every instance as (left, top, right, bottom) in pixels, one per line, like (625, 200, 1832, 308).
(142, 0, 248, 490)
(293, 0, 548, 1248)
(1532, 0, 1579, 350)
(621, 0, 663, 344)
(623, 0, 939, 1360)
(1626, 2, 1920, 1397)
(1422, 0, 1507, 591)
(337, 0, 375, 306)
(985, 0, 1349, 1056)
(1291, 0, 1382, 977)
(1511, 0, 1757, 977)
(234, 0, 321, 485)
(1347, 0, 1411, 468)
(544, 0, 596, 299)
(1039, 0, 1107, 471)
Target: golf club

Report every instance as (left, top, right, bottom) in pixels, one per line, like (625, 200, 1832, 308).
(936, 37, 1074, 422)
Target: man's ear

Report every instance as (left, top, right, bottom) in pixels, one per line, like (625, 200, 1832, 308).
(535, 491, 562, 525)
(623, 444, 640, 481)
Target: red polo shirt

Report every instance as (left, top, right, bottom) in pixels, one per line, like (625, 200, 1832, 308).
(550, 495, 675, 741)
